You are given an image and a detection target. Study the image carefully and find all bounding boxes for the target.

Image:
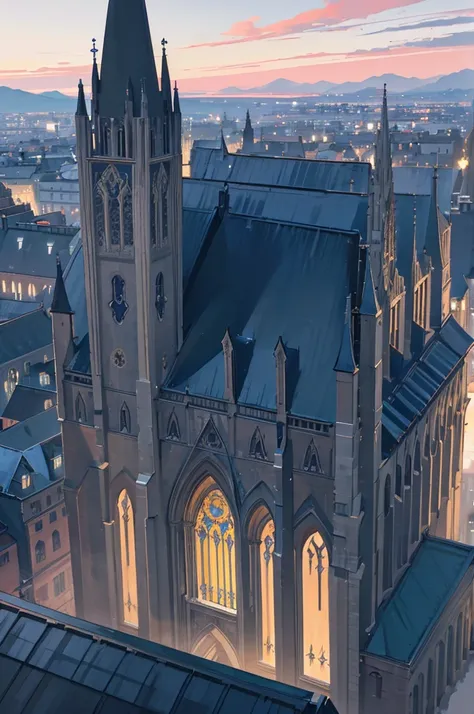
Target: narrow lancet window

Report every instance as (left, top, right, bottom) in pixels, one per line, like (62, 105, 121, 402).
(118, 489, 139, 628)
(259, 519, 275, 667)
(302, 531, 330, 684)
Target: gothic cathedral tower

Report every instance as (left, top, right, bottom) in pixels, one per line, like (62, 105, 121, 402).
(74, 0, 182, 630)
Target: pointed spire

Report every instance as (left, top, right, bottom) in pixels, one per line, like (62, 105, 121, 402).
(91, 37, 100, 113)
(220, 129, 228, 157)
(76, 80, 88, 117)
(173, 80, 181, 114)
(245, 109, 252, 130)
(426, 165, 441, 262)
(243, 109, 254, 153)
(161, 37, 172, 110)
(140, 78, 148, 118)
(51, 256, 73, 315)
(99, 0, 160, 118)
(335, 295, 356, 373)
(360, 250, 380, 316)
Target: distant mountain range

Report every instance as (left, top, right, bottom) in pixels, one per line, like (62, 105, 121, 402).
(219, 69, 474, 97)
(0, 86, 77, 113)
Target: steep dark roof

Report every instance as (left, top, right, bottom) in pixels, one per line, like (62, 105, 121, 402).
(0, 310, 52, 366)
(67, 334, 91, 375)
(2, 386, 56, 422)
(0, 227, 73, 279)
(99, 0, 161, 118)
(191, 147, 370, 194)
(0, 407, 59, 452)
(0, 592, 322, 714)
(0, 299, 37, 324)
(451, 210, 474, 298)
(43, 244, 88, 342)
(50, 257, 73, 314)
(365, 536, 474, 663)
(393, 166, 458, 215)
(382, 316, 474, 448)
(168, 214, 359, 422)
(394, 194, 431, 286)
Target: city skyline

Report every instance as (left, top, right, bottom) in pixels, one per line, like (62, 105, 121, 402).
(0, 0, 473, 95)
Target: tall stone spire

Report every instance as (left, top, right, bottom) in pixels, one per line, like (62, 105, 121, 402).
(99, 0, 160, 118)
(161, 38, 172, 110)
(242, 109, 254, 153)
(76, 80, 88, 117)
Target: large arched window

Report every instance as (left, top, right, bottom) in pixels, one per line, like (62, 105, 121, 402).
(194, 488, 236, 612)
(302, 531, 330, 684)
(259, 518, 275, 667)
(52, 530, 61, 552)
(35, 540, 46, 564)
(117, 489, 139, 628)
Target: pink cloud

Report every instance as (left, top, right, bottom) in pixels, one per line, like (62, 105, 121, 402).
(186, 0, 424, 48)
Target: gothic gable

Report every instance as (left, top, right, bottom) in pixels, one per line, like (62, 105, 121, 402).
(249, 427, 267, 460)
(197, 418, 224, 451)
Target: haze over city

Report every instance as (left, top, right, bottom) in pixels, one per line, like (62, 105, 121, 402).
(1, 0, 474, 93)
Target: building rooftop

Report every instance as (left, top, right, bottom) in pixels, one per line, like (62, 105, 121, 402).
(0, 309, 52, 367)
(2, 385, 56, 422)
(365, 535, 474, 663)
(0, 591, 330, 714)
(0, 407, 60, 452)
(0, 299, 38, 324)
(0, 226, 73, 279)
(393, 166, 459, 215)
(191, 147, 370, 194)
(168, 213, 359, 423)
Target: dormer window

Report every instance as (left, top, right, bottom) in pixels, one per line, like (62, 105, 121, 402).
(21, 473, 31, 490)
(39, 372, 50, 387)
(17, 236, 23, 250)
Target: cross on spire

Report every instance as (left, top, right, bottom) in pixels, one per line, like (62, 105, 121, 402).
(161, 37, 168, 54)
(90, 38, 98, 63)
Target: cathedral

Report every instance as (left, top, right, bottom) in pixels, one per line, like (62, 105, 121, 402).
(52, 1, 474, 713)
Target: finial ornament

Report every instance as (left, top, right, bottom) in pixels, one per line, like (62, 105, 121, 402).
(91, 38, 98, 63)
(161, 37, 168, 54)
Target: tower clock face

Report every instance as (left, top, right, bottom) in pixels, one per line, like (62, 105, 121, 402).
(112, 348, 127, 369)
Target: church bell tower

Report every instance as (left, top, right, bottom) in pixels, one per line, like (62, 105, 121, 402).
(75, 0, 182, 490)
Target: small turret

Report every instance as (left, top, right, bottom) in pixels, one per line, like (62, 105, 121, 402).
(76, 80, 88, 118)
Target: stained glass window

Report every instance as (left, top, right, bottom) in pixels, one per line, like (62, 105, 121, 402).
(302, 531, 330, 684)
(120, 403, 131, 434)
(259, 519, 275, 667)
(118, 490, 139, 628)
(194, 489, 236, 612)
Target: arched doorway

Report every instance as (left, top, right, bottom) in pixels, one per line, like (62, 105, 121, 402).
(192, 626, 240, 669)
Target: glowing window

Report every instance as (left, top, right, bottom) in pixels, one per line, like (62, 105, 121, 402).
(194, 489, 236, 611)
(118, 489, 139, 628)
(259, 519, 275, 667)
(302, 532, 330, 684)
(21, 473, 31, 490)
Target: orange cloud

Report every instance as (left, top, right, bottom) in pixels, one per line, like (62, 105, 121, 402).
(187, 0, 424, 48)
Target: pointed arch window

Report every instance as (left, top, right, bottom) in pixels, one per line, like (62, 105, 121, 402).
(75, 393, 87, 423)
(259, 518, 275, 667)
(302, 531, 330, 684)
(109, 275, 129, 325)
(52, 530, 61, 552)
(152, 164, 169, 247)
(166, 412, 180, 441)
(194, 488, 236, 612)
(117, 489, 139, 628)
(303, 441, 322, 474)
(94, 164, 133, 251)
(120, 402, 131, 434)
(155, 272, 166, 321)
(250, 428, 266, 460)
(35, 540, 46, 564)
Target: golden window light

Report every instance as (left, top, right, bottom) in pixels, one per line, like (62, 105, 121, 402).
(118, 489, 139, 628)
(259, 519, 276, 667)
(302, 531, 330, 684)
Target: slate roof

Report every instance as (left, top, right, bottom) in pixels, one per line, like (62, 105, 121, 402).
(365, 535, 474, 663)
(450, 210, 474, 298)
(43, 243, 88, 342)
(0, 309, 52, 366)
(0, 227, 72, 279)
(183, 179, 368, 239)
(0, 407, 60, 452)
(191, 147, 370, 194)
(382, 316, 474, 447)
(2, 386, 56, 422)
(168, 214, 359, 423)
(67, 334, 91, 375)
(0, 299, 37, 324)
(392, 166, 458, 215)
(183, 206, 217, 288)
(99, 0, 161, 118)
(0, 592, 324, 714)
(0, 444, 51, 493)
(0, 166, 38, 181)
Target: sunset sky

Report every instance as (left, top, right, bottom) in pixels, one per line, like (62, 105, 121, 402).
(1, 0, 473, 94)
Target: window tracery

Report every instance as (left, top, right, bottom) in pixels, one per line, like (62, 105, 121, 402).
(303, 441, 323, 474)
(94, 164, 133, 251)
(118, 489, 139, 628)
(194, 488, 236, 612)
(259, 519, 275, 667)
(75, 393, 87, 423)
(166, 412, 180, 441)
(250, 428, 266, 460)
(151, 164, 169, 247)
(302, 531, 330, 684)
(109, 275, 129, 325)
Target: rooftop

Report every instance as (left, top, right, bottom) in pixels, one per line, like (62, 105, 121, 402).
(0, 591, 330, 714)
(365, 535, 474, 663)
